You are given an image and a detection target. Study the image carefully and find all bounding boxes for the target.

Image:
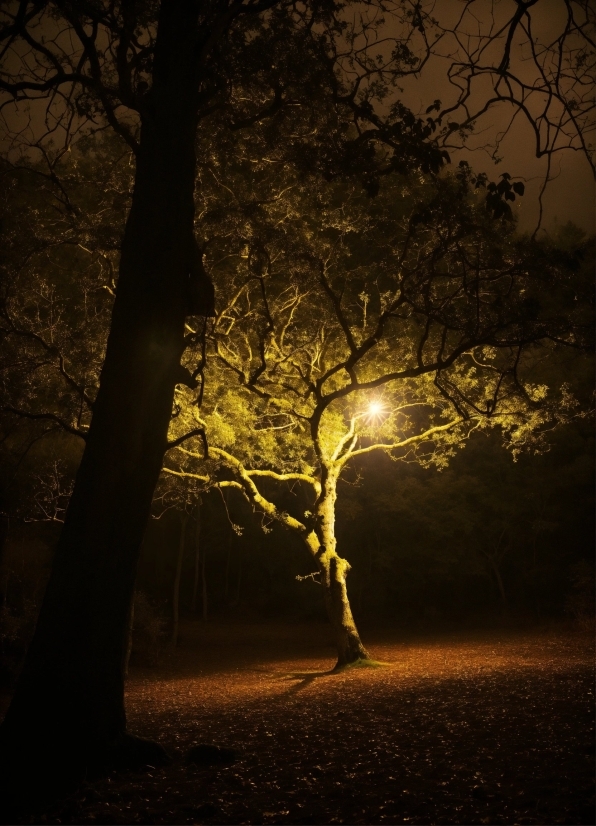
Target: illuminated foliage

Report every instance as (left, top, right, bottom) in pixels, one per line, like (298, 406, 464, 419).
(1, 133, 591, 666)
(163, 161, 590, 662)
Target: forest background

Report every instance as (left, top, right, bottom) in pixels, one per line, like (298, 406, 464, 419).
(1, 135, 593, 683)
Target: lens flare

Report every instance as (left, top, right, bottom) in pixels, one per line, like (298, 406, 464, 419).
(365, 400, 388, 425)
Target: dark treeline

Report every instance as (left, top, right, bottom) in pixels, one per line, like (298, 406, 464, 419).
(143, 423, 594, 628)
(0, 134, 593, 682)
(2, 411, 592, 686)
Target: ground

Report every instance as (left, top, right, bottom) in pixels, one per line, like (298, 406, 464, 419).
(1, 622, 594, 825)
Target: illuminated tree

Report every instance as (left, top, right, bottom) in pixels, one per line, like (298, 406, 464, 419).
(0, 0, 593, 785)
(165, 168, 587, 665)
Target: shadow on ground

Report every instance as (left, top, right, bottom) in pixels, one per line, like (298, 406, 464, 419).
(1, 622, 594, 825)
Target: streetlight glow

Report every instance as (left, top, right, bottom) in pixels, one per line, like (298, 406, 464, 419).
(364, 399, 388, 425)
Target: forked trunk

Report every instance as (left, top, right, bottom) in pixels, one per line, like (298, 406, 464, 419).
(0, 1, 212, 793)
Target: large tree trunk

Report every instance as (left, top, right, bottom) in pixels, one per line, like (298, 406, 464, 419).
(319, 552, 369, 667)
(314, 468, 369, 667)
(0, 0, 212, 792)
(0, 516, 9, 610)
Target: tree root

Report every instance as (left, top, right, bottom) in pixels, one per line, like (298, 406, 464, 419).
(95, 732, 171, 773)
(333, 657, 391, 672)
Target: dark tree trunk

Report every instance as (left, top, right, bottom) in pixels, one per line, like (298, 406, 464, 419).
(0, 516, 9, 609)
(124, 594, 135, 678)
(234, 545, 242, 608)
(532, 538, 541, 618)
(171, 513, 188, 647)
(491, 559, 509, 616)
(0, 0, 212, 791)
(225, 527, 233, 604)
(201, 542, 208, 621)
(481, 549, 509, 616)
(191, 503, 201, 614)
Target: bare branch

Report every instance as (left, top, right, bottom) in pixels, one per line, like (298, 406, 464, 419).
(4, 405, 87, 440)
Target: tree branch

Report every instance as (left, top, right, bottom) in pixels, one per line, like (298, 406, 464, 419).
(344, 418, 464, 462)
(166, 427, 209, 457)
(4, 406, 87, 440)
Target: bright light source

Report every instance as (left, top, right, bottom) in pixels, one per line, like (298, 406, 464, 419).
(364, 400, 388, 425)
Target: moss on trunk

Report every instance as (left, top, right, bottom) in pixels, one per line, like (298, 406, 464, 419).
(319, 551, 370, 666)
(314, 467, 369, 666)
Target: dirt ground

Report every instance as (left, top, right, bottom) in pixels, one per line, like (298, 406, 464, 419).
(3, 622, 595, 825)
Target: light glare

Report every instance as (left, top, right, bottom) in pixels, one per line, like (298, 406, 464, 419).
(365, 400, 388, 426)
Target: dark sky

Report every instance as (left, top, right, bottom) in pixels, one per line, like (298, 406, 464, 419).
(393, 0, 595, 235)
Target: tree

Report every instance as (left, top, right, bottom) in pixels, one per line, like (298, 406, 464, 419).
(164, 167, 590, 665)
(0, 0, 593, 788)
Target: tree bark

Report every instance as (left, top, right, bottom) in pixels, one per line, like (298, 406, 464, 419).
(314, 467, 369, 667)
(0, 0, 212, 790)
(319, 551, 370, 667)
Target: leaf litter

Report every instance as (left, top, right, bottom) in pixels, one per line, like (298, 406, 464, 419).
(9, 623, 595, 824)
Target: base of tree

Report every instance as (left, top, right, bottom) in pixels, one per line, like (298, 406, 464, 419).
(186, 743, 237, 766)
(333, 657, 390, 672)
(0, 731, 170, 818)
(97, 732, 171, 772)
